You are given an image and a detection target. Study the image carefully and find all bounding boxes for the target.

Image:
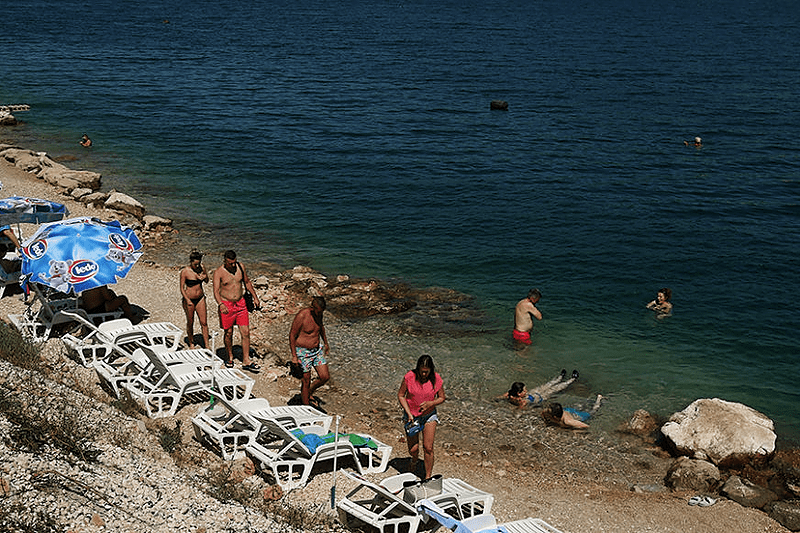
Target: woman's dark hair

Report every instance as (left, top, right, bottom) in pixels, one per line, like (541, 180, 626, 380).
(508, 382, 525, 397)
(189, 251, 203, 262)
(413, 355, 435, 384)
(541, 402, 563, 425)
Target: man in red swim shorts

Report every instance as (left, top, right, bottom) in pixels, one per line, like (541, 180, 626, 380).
(213, 250, 261, 372)
(513, 288, 543, 346)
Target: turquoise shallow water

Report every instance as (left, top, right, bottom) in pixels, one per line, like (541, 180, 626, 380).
(1, 0, 798, 442)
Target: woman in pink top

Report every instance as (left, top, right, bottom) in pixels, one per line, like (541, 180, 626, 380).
(398, 354, 446, 479)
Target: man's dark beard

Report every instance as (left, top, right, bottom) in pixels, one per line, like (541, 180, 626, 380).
(225, 263, 237, 275)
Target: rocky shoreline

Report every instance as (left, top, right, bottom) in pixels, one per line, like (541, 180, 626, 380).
(0, 143, 795, 532)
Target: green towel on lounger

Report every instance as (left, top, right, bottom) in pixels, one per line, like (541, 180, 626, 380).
(291, 429, 378, 453)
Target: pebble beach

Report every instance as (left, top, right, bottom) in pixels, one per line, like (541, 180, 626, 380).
(0, 154, 790, 533)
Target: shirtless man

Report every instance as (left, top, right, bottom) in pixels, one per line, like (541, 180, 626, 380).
(289, 296, 330, 406)
(513, 288, 543, 345)
(213, 250, 260, 372)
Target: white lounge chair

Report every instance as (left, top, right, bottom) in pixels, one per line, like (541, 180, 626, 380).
(94, 346, 223, 398)
(417, 499, 565, 533)
(380, 473, 493, 516)
(337, 471, 494, 533)
(60, 311, 184, 366)
(120, 346, 254, 418)
(246, 417, 391, 492)
(191, 395, 333, 461)
(8, 284, 121, 342)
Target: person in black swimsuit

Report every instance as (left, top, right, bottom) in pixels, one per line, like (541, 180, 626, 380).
(179, 251, 209, 348)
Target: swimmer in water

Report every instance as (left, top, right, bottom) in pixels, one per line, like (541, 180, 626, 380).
(499, 369, 579, 408)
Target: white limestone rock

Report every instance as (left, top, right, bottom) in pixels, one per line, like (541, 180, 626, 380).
(661, 398, 776, 465)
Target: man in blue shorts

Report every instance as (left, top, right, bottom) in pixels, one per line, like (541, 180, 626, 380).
(289, 296, 330, 407)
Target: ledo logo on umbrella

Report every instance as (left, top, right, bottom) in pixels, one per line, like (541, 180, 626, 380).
(69, 260, 99, 283)
(108, 233, 134, 252)
(24, 239, 48, 260)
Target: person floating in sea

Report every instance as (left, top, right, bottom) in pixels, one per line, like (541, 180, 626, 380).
(646, 287, 673, 318)
(499, 369, 579, 408)
(541, 395, 604, 429)
(179, 250, 209, 349)
(683, 136, 702, 147)
(79, 134, 92, 147)
(513, 288, 542, 346)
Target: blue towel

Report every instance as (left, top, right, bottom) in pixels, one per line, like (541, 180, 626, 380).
(291, 429, 378, 454)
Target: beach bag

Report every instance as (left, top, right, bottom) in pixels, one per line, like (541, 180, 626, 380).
(243, 289, 255, 312)
(404, 419, 422, 437)
(402, 474, 443, 504)
(237, 261, 256, 312)
(288, 361, 304, 379)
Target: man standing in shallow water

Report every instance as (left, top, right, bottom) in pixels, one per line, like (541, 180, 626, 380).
(289, 296, 330, 407)
(513, 288, 543, 345)
(213, 250, 260, 372)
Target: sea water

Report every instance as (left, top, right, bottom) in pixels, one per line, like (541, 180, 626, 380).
(1, 0, 798, 442)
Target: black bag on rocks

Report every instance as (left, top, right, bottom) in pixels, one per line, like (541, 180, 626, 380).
(243, 289, 255, 312)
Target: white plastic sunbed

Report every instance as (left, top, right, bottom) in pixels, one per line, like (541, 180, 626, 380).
(9, 284, 121, 342)
(337, 471, 495, 533)
(417, 498, 565, 533)
(93, 345, 223, 398)
(120, 346, 254, 418)
(60, 311, 183, 367)
(191, 395, 333, 460)
(245, 417, 392, 492)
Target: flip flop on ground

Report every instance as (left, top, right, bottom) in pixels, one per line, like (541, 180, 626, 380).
(225, 360, 234, 368)
(242, 362, 261, 373)
(688, 495, 717, 507)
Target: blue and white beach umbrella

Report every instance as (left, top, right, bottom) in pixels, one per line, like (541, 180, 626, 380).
(19, 217, 142, 295)
(0, 196, 69, 225)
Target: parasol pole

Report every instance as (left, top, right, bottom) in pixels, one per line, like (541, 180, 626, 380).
(331, 414, 340, 508)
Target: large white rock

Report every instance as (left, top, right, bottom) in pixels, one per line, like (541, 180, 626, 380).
(661, 398, 776, 465)
(105, 192, 145, 219)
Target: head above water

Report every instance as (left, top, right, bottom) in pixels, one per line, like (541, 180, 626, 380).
(657, 288, 672, 301)
(527, 288, 542, 302)
(413, 354, 436, 384)
(508, 382, 526, 397)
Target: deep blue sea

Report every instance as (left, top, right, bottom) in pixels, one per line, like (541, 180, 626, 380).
(2, 0, 798, 443)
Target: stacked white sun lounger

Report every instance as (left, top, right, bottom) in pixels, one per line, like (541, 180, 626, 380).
(119, 345, 254, 418)
(191, 394, 333, 460)
(336, 471, 495, 533)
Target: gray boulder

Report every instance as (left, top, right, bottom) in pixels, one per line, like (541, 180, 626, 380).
(2, 148, 43, 172)
(143, 215, 172, 231)
(81, 191, 110, 208)
(43, 169, 102, 191)
(722, 475, 778, 509)
(661, 398, 776, 465)
(105, 192, 145, 219)
(769, 500, 800, 531)
(665, 456, 720, 492)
